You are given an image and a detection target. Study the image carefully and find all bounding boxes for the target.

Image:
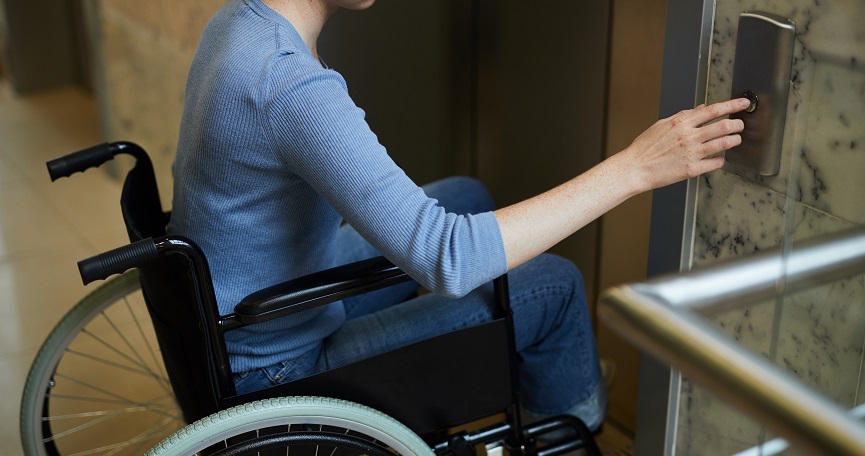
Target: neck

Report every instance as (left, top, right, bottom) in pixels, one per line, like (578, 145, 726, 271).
(262, 0, 336, 59)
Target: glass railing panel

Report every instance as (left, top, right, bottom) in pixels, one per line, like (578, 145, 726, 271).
(674, 299, 777, 455)
(599, 227, 865, 455)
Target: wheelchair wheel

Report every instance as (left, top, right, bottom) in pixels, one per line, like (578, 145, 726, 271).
(20, 271, 183, 455)
(146, 396, 434, 456)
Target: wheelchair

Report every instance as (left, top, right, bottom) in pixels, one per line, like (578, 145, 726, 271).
(20, 141, 602, 456)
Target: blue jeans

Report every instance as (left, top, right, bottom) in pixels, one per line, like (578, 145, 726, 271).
(232, 176, 607, 429)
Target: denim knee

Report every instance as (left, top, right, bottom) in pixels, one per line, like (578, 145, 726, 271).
(547, 254, 584, 298)
(422, 176, 496, 214)
(520, 253, 585, 305)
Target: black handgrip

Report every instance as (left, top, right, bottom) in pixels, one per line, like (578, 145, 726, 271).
(46, 143, 115, 181)
(78, 238, 159, 285)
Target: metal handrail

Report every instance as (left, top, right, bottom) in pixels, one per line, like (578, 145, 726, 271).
(598, 226, 865, 456)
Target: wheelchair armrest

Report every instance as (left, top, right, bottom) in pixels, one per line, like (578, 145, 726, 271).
(233, 256, 412, 325)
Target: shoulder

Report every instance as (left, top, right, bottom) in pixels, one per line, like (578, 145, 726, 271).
(263, 54, 355, 127)
(267, 54, 349, 97)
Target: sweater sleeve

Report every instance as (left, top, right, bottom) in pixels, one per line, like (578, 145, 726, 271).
(262, 57, 507, 298)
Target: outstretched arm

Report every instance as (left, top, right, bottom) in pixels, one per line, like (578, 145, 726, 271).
(495, 98, 750, 270)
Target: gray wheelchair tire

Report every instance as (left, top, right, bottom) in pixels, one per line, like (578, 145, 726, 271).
(146, 396, 434, 456)
(20, 271, 183, 455)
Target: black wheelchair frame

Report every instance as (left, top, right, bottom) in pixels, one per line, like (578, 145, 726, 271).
(39, 141, 601, 455)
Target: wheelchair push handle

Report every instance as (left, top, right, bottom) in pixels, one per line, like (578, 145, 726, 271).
(78, 238, 159, 285)
(46, 143, 118, 181)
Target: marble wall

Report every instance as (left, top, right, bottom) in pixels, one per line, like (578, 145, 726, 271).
(676, 0, 865, 453)
(92, 0, 226, 202)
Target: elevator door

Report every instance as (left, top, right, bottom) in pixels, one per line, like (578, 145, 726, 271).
(320, 1, 611, 302)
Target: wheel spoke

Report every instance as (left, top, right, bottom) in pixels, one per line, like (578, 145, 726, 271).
(44, 403, 180, 444)
(45, 407, 140, 442)
(100, 308, 150, 367)
(44, 406, 161, 421)
(49, 374, 178, 420)
(99, 305, 171, 399)
(53, 373, 152, 408)
(79, 327, 154, 374)
(65, 415, 179, 456)
(126, 298, 170, 385)
(64, 348, 171, 385)
(47, 393, 163, 407)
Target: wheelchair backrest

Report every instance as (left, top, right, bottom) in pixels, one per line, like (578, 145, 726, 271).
(118, 148, 227, 423)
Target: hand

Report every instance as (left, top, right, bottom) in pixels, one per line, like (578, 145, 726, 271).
(618, 98, 750, 193)
(495, 98, 749, 270)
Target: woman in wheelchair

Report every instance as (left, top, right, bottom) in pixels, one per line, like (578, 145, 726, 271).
(169, 0, 748, 443)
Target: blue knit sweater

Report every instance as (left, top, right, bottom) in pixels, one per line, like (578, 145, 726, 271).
(168, 0, 508, 372)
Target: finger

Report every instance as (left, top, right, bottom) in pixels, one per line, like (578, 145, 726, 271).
(689, 98, 751, 126)
(662, 104, 705, 125)
(691, 155, 726, 177)
(696, 118, 744, 143)
(699, 133, 742, 157)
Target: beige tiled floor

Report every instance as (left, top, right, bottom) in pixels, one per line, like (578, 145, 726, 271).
(0, 77, 130, 456)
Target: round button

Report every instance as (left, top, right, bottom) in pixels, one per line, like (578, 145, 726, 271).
(743, 91, 758, 113)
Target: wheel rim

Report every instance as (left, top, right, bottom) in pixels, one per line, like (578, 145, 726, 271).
(145, 397, 435, 456)
(24, 272, 184, 455)
(211, 429, 398, 456)
(198, 417, 415, 455)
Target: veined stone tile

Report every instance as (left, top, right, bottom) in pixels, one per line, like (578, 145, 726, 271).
(681, 2, 865, 453)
